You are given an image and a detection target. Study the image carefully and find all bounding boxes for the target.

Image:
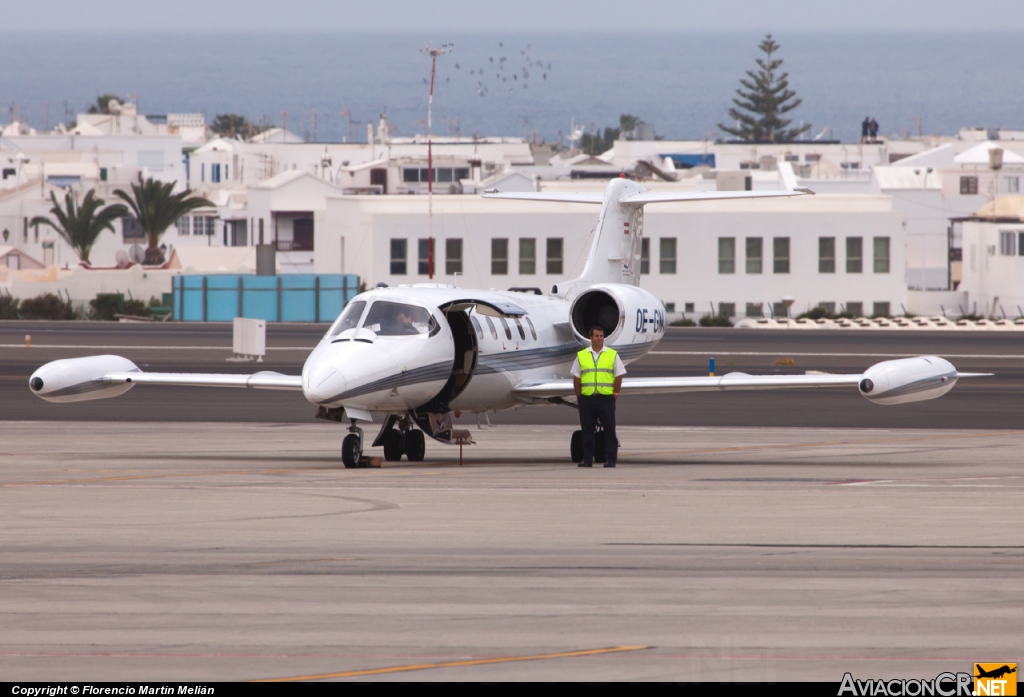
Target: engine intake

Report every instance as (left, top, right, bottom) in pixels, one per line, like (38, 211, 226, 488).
(29, 355, 140, 403)
(570, 289, 622, 342)
(859, 356, 957, 405)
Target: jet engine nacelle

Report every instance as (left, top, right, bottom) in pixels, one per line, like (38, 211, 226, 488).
(29, 355, 139, 403)
(569, 283, 665, 345)
(859, 356, 958, 405)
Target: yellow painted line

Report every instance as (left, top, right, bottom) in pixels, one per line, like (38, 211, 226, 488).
(255, 645, 649, 682)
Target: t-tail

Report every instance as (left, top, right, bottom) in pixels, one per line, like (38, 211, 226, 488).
(481, 163, 812, 289)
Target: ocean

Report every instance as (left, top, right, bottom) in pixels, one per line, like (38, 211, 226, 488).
(1, 32, 1021, 144)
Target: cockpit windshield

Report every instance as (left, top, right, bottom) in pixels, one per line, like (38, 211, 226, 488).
(363, 301, 436, 337)
(327, 300, 367, 337)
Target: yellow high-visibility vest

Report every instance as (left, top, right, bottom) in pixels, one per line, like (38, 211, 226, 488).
(578, 348, 618, 396)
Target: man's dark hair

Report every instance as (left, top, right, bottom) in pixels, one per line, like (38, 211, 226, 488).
(589, 326, 605, 338)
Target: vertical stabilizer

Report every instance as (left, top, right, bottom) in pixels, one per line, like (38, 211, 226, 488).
(577, 178, 649, 286)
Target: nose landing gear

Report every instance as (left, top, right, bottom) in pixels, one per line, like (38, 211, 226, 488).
(341, 421, 364, 468)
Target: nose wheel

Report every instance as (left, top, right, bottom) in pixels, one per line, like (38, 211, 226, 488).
(342, 421, 364, 468)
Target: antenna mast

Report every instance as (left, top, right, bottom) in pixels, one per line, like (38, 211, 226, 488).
(422, 43, 452, 279)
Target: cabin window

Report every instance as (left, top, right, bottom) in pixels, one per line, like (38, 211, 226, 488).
(491, 238, 508, 275)
(773, 237, 790, 274)
(513, 318, 526, 340)
(485, 316, 498, 340)
(525, 316, 538, 340)
(846, 237, 863, 273)
(390, 239, 407, 275)
(546, 238, 563, 275)
(819, 237, 836, 273)
(445, 238, 462, 275)
(519, 238, 536, 274)
(470, 315, 484, 339)
(499, 317, 512, 340)
(746, 237, 762, 274)
(873, 237, 890, 273)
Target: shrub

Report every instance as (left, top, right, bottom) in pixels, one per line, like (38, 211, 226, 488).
(0, 295, 19, 319)
(699, 314, 734, 327)
(669, 318, 696, 327)
(19, 293, 77, 320)
(122, 299, 151, 318)
(797, 306, 833, 320)
(89, 293, 124, 321)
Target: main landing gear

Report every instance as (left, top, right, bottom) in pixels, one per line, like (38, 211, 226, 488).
(382, 427, 426, 462)
(570, 429, 607, 464)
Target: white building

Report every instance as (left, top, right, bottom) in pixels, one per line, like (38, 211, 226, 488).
(954, 196, 1024, 318)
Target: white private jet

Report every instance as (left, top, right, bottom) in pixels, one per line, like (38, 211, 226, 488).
(28, 166, 986, 467)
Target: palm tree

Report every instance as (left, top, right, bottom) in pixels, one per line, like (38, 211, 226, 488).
(30, 190, 128, 265)
(114, 176, 213, 264)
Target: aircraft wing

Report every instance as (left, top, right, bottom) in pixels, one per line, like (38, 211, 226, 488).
(480, 191, 605, 204)
(513, 373, 861, 398)
(618, 189, 811, 204)
(103, 371, 303, 390)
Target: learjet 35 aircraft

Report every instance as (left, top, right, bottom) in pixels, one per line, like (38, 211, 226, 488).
(29, 164, 987, 466)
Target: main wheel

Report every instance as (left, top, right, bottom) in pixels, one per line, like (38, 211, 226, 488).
(342, 433, 362, 468)
(595, 431, 607, 463)
(570, 430, 583, 463)
(404, 429, 426, 461)
(383, 430, 405, 461)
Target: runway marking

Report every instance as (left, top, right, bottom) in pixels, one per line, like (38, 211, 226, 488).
(0, 344, 312, 350)
(254, 645, 649, 682)
(0, 466, 329, 488)
(607, 542, 1024, 549)
(650, 351, 1024, 359)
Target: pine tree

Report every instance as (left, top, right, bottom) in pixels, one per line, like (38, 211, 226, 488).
(717, 35, 809, 143)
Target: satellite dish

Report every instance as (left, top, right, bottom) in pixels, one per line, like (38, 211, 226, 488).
(115, 250, 132, 268)
(128, 245, 145, 263)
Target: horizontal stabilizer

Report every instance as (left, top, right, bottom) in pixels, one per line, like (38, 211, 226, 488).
(618, 189, 807, 205)
(480, 191, 605, 204)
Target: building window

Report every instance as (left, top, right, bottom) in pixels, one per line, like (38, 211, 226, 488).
(718, 302, 736, 317)
(660, 238, 677, 274)
(1005, 176, 1020, 194)
(520, 238, 536, 274)
(640, 238, 650, 274)
(390, 239, 407, 275)
(1000, 231, 1017, 256)
(717, 237, 735, 274)
(201, 163, 205, 182)
(684, 303, 695, 313)
(445, 238, 462, 275)
(873, 237, 890, 273)
(746, 302, 764, 318)
(773, 237, 790, 274)
(819, 302, 836, 315)
(960, 176, 979, 195)
(846, 237, 863, 273)
(546, 238, 562, 275)
(177, 216, 190, 236)
(872, 302, 891, 318)
(491, 238, 508, 275)
(846, 302, 863, 317)
(746, 237, 762, 274)
(819, 237, 836, 273)
(1018, 232, 1024, 256)
(123, 217, 145, 240)
(418, 239, 431, 275)
(664, 302, 675, 312)
(773, 302, 789, 318)
(100, 168, 107, 181)
(403, 168, 419, 183)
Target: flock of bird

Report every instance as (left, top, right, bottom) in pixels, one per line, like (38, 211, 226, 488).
(423, 42, 554, 97)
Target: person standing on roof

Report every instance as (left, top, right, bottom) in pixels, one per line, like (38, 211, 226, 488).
(571, 326, 626, 468)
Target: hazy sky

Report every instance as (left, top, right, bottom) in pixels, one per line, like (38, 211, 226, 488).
(3, 0, 1024, 33)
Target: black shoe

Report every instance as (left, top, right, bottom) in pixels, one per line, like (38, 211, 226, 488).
(578, 462, 592, 468)
(604, 462, 616, 468)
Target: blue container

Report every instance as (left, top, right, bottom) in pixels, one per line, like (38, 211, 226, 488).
(173, 274, 360, 322)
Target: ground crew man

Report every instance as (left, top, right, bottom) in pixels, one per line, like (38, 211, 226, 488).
(571, 326, 626, 467)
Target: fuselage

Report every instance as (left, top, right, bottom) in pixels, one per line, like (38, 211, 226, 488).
(300, 283, 666, 415)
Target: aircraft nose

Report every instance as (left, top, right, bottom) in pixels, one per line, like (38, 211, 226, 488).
(303, 342, 398, 405)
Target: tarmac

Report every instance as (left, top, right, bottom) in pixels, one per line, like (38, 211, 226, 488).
(1, 421, 1021, 682)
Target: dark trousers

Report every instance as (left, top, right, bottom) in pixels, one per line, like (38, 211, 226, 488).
(579, 394, 617, 465)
